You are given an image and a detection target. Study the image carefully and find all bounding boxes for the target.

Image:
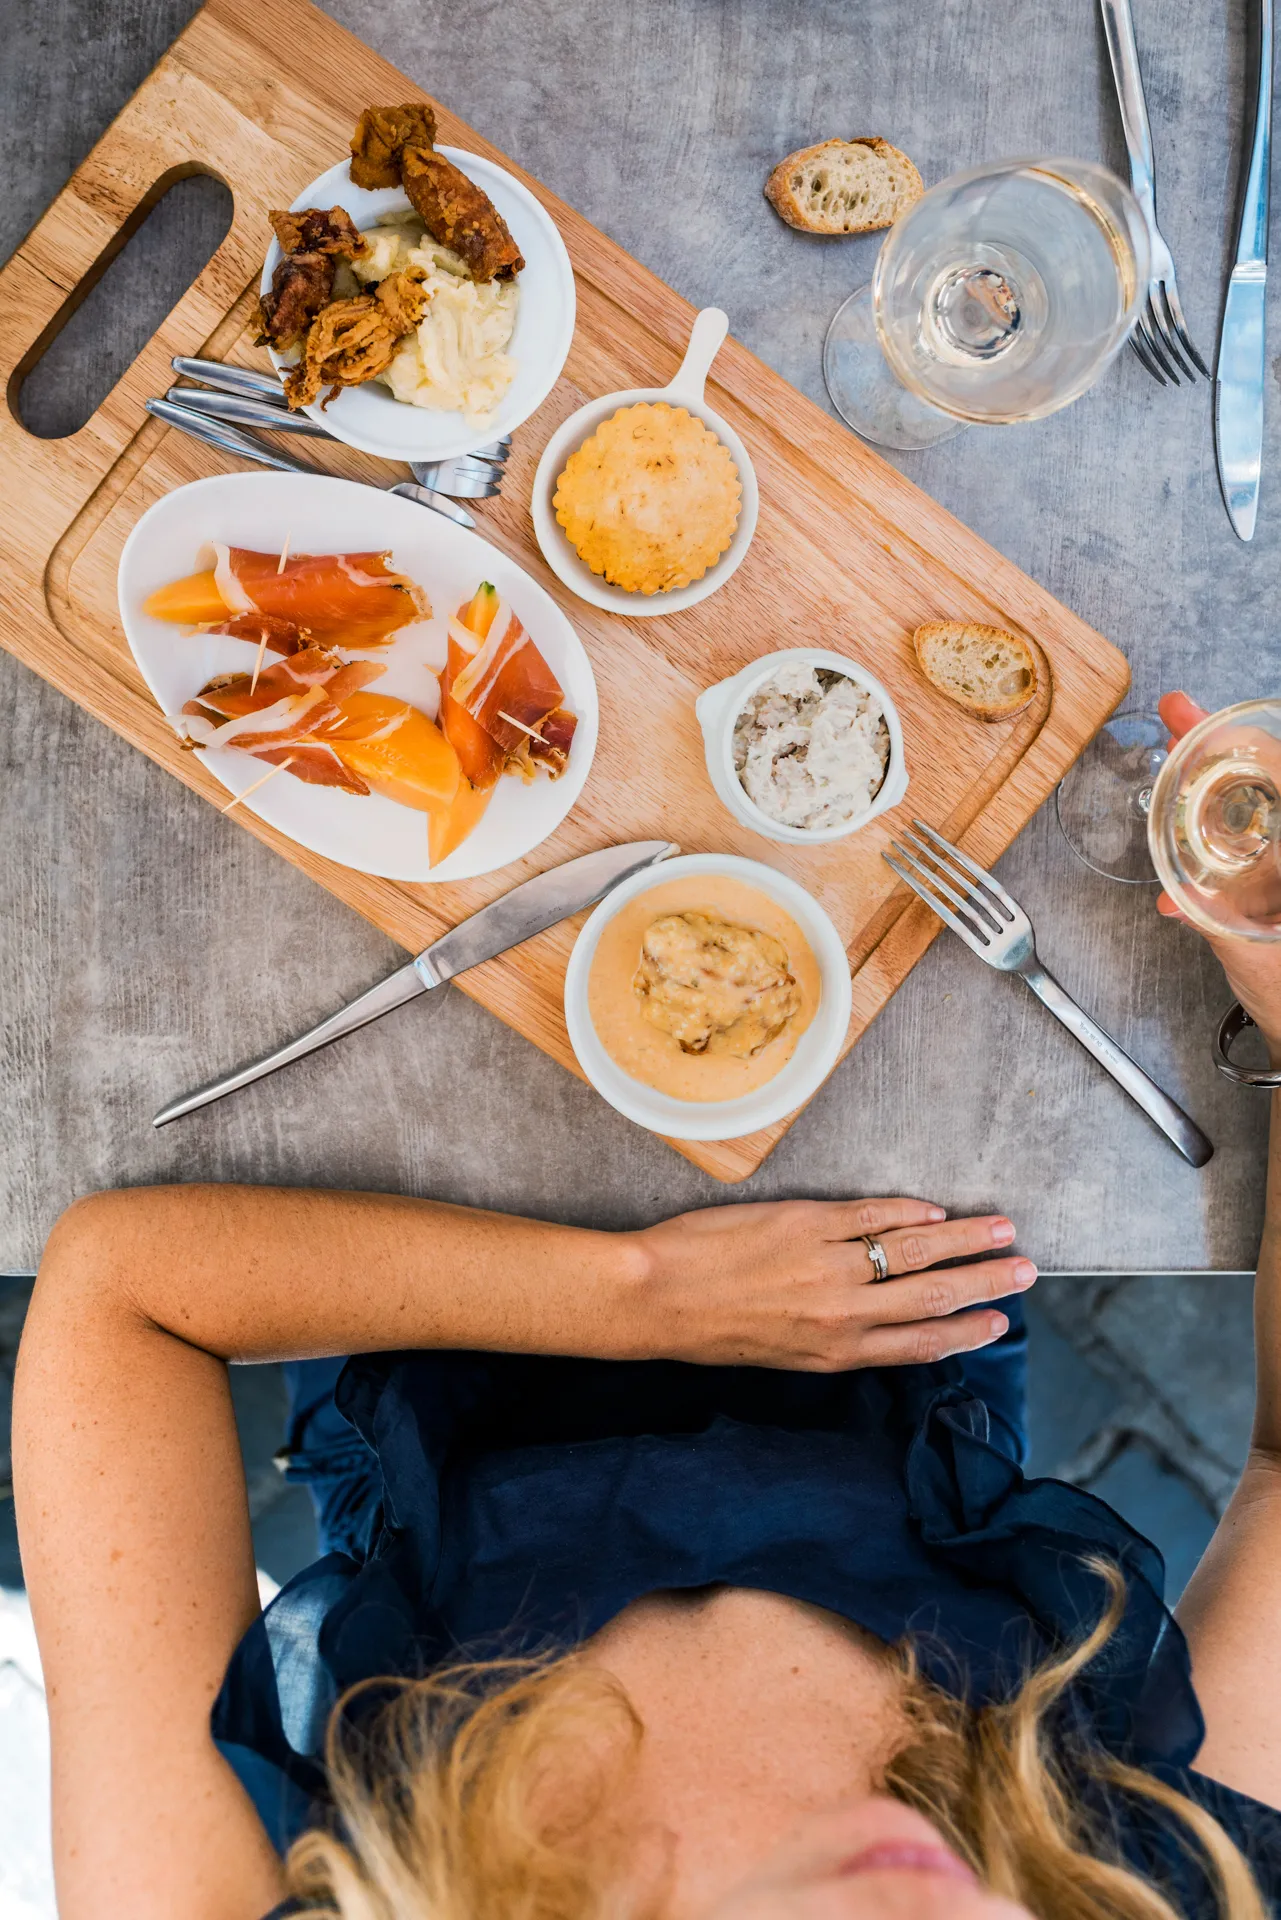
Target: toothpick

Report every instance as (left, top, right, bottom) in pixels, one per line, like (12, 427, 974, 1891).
(219, 756, 295, 814)
(276, 530, 293, 574)
(497, 708, 546, 743)
(249, 622, 271, 695)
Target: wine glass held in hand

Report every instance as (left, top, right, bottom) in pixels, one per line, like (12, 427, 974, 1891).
(823, 157, 1151, 451)
(1156, 692, 1281, 1076)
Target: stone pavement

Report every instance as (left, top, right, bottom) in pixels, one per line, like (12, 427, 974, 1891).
(0, 1270, 1257, 1604)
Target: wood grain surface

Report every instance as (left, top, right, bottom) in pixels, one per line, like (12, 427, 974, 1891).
(0, 0, 1128, 1182)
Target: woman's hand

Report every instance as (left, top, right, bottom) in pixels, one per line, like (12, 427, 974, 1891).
(626, 1196, 1034, 1371)
(1157, 691, 1281, 1057)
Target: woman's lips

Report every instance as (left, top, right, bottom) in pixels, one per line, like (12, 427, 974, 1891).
(836, 1842, 979, 1886)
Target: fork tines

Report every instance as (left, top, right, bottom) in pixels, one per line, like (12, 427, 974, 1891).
(1132, 279, 1211, 386)
(883, 820, 1015, 954)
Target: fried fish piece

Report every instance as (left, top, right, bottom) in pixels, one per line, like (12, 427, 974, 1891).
(282, 268, 430, 409)
(257, 251, 336, 350)
(401, 145, 524, 282)
(268, 205, 368, 258)
(633, 912, 800, 1058)
(349, 103, 438, 189)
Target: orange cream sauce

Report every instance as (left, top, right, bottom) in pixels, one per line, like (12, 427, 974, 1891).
(587, 874, 820, 1102)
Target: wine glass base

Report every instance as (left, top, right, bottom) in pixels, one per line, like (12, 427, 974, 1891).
(1056, 710, 1168, 884)
(822, 284, 968, 451)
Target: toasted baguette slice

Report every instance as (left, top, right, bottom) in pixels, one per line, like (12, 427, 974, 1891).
(913, 622, 1038, 722)
(765, 137, 923, 235)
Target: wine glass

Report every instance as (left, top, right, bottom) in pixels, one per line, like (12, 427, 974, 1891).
(1055, 710, 1169, 884)
(822, 157, 1151, 451)
(1147, 700, 1281, 938)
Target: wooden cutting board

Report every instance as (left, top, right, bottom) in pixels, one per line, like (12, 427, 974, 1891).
(0, 0, 1130, 1182)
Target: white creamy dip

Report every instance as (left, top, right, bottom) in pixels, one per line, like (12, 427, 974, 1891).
(732, 660, 889, 831)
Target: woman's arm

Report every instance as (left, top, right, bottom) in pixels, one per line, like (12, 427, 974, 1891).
(16, 1183, 1029, 1919)
(1157, 693, 1281, 1808)
(1176, 1092, 1281, 1808)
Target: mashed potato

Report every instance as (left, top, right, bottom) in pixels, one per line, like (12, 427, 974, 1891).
(349, 214, 519, 426)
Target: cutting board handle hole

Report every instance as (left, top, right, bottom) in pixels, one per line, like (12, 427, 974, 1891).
(11, 169, 233, 441)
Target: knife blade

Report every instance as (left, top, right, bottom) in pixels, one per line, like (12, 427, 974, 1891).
(1215, 0, 1272, 540)
(152, 841, 678, 1126)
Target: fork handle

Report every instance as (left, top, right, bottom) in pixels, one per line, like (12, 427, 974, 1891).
(1099, 0, 1158, 222)
(1019, 962, 1213, 1167)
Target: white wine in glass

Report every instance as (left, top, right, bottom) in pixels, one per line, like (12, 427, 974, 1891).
(823, 158, 1151, 451)
(1148, 700, 1281, 939)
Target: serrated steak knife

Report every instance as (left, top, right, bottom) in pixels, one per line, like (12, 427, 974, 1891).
(153, 841, 678, 1125)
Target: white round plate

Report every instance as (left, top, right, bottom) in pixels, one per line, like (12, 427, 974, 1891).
(563, 853, 852, 1141)
(117, 473, 598, 883)
(261, 149, 576, 460)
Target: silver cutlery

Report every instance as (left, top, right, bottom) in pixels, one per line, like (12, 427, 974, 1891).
(145, 397, 478, 530)
(1099, 0, 1210, 384)
(1216, 0, 1272, 540)
(153, 840, 679, 1125)
(884, 819, 1212, 1167)
(161, 387, 506, 497)
(169, 356, 511, 497)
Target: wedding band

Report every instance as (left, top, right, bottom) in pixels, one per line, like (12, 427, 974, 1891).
(861, 1235, 890, 1283)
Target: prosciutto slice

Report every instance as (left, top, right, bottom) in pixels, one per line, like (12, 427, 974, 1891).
(206, 611, 306, 656)
(211, 545, 430, 647)
(446, 598, 565, 761)
(177, 647, 386, 793)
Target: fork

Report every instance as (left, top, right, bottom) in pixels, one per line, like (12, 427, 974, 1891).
(169, 357, 511, 496)
(884, 819, 1213, 1166)
(145, 396, 479, 529)
(1099, 0, 1210, 384)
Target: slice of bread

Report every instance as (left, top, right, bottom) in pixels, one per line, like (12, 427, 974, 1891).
(913, 622, 1039, 722)
(764, 137, 924, 235)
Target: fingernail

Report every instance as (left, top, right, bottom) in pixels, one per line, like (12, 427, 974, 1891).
(1013, 1260, 1037, 1287)
(990, 1314, 1009, 1336)
(990, 1219, 1015, 1245)
(927, 1206, 947, 1222)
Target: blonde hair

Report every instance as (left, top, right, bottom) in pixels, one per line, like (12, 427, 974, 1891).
(286, 1563, 1267, 1920)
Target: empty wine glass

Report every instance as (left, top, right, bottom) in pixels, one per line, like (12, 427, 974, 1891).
(823, 157, 1151, 451)
(1056, 711, 1168, 884)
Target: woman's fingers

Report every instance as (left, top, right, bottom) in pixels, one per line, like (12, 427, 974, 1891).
(865, 1256, 1036, 1327)
(860, 1213, 1015, 1278)
(852, 1307, 1012, 1369)
(814, 1197, 948, 1241)
(1158, 689, 1208, 742)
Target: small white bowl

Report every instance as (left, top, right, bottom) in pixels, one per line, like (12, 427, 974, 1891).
(695, 649, 910, 845)
(563, 853, 852, 1141)
(261, 150, 576, 461)
(531, 307, 759, 616)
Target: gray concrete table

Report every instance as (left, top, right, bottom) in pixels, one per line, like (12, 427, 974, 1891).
(2, 0, 1275, 1274)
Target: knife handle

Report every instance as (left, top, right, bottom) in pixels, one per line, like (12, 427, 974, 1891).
(165, 384, 333, 436)
(1098, 0, 1158, 223)
(1237, 0, 1273, 267)
(171, 356, 289, 405)
(146, 397, 320, 475)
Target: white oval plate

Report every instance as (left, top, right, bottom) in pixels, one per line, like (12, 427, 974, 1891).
(564, 854, 852, 1141)
(261, 149, 576, 460)
(118, 473, 598, 883)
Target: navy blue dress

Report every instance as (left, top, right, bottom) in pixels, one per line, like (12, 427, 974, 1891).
(217, 1301, 1281, 1916)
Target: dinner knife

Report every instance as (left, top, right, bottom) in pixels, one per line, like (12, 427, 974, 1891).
(1215, 0, 1273, 540)
(144, 398, 478, 530)
(169, 356, 512, 465)
(152, 841, 678, 1126)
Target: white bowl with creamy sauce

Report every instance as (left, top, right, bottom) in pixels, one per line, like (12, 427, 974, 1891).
(696, 648, 909, 845)
(564, 854, 852, 1140)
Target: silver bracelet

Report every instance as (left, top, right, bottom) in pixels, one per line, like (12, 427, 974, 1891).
(1214, 1000, 1281, 1087)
